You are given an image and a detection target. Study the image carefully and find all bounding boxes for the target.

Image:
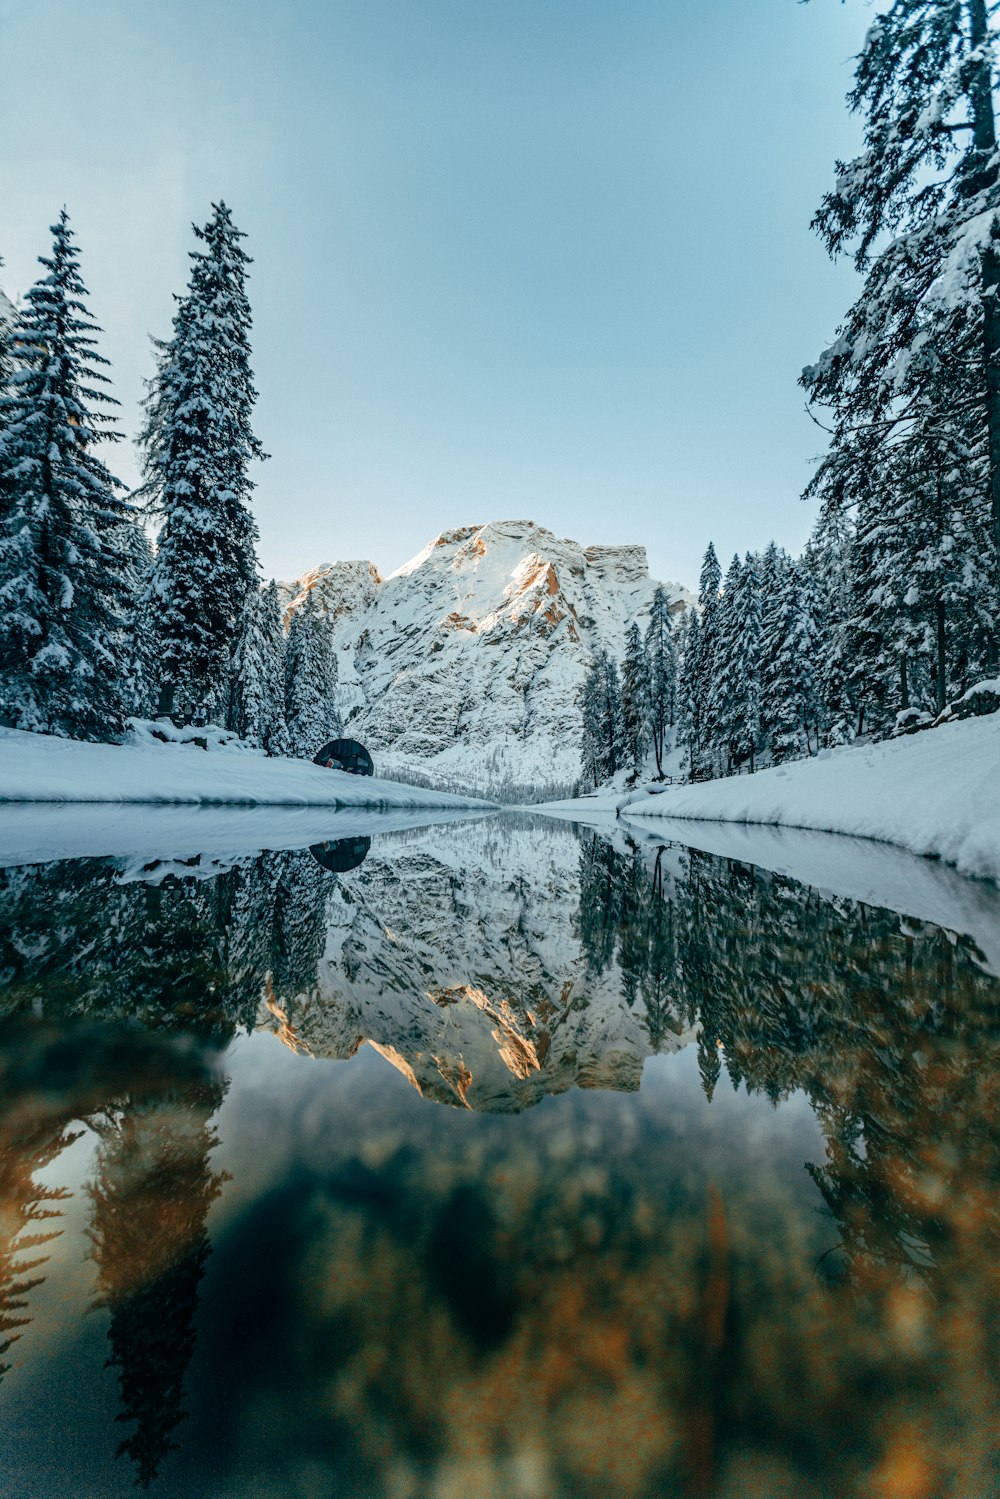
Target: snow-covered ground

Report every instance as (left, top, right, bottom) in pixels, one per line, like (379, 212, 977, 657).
(538, 713, 1000, 883)
(0, 728, 492, 810)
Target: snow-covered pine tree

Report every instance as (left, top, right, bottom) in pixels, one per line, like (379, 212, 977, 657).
(225, 581, 290, 753)
(803, 0, 1000, 615)
(691, 544, 722, 776)
(676, 607, 702, 779)
(120, 524, 155, 717)
(730, 553, 763, 771)
(801, 509, 856, 746)
(644, 584, 677, 778)
(579, 649, 625, 788)
(0, 212, 143, 739)
(715, 554, 765, 772)
(620, 622, 651, 785)
(261, 581, 291, 756)
(859, 436, 994, 722)
(284, 593, 339, 758)
(761, 555, 819, 763)
(137, 203, 266, 718)
(0, 266, 14, 396)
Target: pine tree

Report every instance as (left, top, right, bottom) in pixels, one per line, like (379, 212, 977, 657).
(0, 212, 142, 738)
(0, 267, 14, 396)
(620, 622, 651, 784)
(689, 544, 722, 777)
(644, 585, 677, 778)
(225, 580, 289, 753)
(730, 554, 763, 771)
(803, 0, 1000, 617)
(676, 607, 703, 779)
(261, 581, 291, 756)
(579, 649, 625, 788)
(137, 203, 266, 717)
(708, 554, 763, 774)
(121, 525, 155, 718)
(802, 511, 856, 746)
(762, 556, 819, 763)
(284, 593, 339, 758)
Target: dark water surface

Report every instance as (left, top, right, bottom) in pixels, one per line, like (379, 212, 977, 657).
(1, 814, 999, 1499)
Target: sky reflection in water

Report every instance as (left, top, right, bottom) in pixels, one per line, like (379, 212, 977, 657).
(1, 814, 998, 1499)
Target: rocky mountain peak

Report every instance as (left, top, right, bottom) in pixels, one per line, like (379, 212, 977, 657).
(282, 520, 691, 800)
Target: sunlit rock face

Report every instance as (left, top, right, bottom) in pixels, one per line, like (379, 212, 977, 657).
(259, 818, 692, 1113)
(282, 520, 692, 799)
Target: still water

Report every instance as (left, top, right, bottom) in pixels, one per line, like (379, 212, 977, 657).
(1, 813, 999, 1499)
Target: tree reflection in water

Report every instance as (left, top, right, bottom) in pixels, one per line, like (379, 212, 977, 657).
(0, 824, 997, 1498)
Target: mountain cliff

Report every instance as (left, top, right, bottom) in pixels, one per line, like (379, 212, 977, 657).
(283, 520, 690, 799)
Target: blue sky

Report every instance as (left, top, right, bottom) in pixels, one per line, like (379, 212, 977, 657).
(0, 0, 868, 590)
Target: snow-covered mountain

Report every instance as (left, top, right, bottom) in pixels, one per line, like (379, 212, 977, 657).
(282, 520, 691, 799)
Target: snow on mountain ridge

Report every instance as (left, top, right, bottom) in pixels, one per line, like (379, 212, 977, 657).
(283, 520, 692, 800)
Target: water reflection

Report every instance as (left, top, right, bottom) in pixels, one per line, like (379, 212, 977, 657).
(86, 1080, 227, 1487)
(0, 818, 998, 1497)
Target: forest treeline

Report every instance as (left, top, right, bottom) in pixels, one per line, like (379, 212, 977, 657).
(0, 206, 337, 751)
(582, 1, 1000, 787)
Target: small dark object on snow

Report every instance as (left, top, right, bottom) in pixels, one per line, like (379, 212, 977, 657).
(313, 738, 374, 776)
(309, 837, 371, 874)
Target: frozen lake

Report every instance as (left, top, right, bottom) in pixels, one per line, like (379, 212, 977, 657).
(2, 810, 999, 1498)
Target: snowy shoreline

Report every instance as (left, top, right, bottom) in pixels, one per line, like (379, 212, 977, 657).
(538, 713, 1000, 883)
(0, 728, 494, 811)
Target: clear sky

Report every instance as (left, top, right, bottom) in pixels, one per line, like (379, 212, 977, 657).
(0, 0, 868, 592)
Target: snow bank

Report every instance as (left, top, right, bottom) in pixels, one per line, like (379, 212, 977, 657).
(0, 728, 493, 810)
(539, 713, 1000, 882)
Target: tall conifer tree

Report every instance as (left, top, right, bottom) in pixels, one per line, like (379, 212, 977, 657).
(0, 212, 141, 738)
(644, 585, 677, 778)
(804, 0, 1000, 619)
(138, 203, 266, 716)
(620, 622, 651, 784)
(691, 545, 721, 776)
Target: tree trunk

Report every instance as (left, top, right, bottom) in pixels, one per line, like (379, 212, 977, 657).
(968, 0, 1000, 591)
(900, 655, 910, 712)
(155, 680, 175, 718)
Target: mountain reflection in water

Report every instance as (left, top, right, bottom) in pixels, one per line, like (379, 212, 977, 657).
(0, 816, 998, 1499)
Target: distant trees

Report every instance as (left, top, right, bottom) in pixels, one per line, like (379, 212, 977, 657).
(580, 649, 626, 788)
(0, 213, 143, 739)
(284, 592, 340, 757)
(226, 581, 290, 753)
(580, 593, 678, 790)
